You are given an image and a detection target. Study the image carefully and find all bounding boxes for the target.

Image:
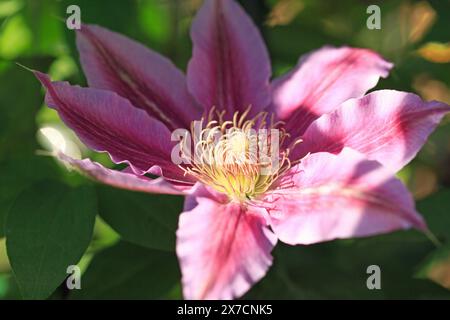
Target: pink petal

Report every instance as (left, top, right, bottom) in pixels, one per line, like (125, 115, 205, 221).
(77, 24, 201, 130)
(272, 46, 393, 137)
(269, 148, 426, 245)
(295, 90, 450, 172)
(35, 72, 189, 183)
(58, 153, 185, 195)
(182, 183, 228, 212)
(187, 0, 271, 118)
(177, 192, 277, 299)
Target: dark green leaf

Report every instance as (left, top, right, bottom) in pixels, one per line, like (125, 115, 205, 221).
(246, 231, 450, 299)
(0, 58, 59, 238)
(97, 186, 182, 252)
(0, 156, 60, 238)
(5, 180, 96, 299)
(70, 241, 180, 299)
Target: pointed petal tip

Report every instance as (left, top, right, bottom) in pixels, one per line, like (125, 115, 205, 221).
(295, 89, 450, 172)
(187, 0, 271, 116)
(33, 72, 192, 182)
(430, 99, 450, 112)
(75, 23, 102, 38)
(272, 46, 395, 137)
(15, 62, 36, 73)
(33, 70, 49, 84)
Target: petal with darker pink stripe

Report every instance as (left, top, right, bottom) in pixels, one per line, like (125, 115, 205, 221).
(269, 148, 426, 245)
(59, 153, 185, 195)
(187, 0, 271, 118)
(35, 72, 189, 182)
(77, 24, 201, 130)
(177, 194, 276, 299)
(294, 90, 450, 172)
(271, 46, 393, 138)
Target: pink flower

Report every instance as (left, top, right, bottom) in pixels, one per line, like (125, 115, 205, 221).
(35, 0, 449, 299)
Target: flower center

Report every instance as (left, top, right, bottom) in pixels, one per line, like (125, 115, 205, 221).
(178, 108, 301, 203)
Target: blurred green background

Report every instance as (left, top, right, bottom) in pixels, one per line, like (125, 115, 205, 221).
(0, 0, 449, 299)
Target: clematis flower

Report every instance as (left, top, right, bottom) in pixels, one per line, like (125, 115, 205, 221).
(34, 0, 449, 300)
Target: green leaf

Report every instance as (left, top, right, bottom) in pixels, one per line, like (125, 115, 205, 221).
(70, 241, 180, 299)
(5, 180, 96, 299)
(97, 186, 182, 252)
(0, 59, 62, 238)
(0, 156, 60, 238)
(246, 231, 450, 299)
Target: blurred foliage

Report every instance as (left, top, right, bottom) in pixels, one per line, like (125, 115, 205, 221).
(0, 0, 449, 299)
